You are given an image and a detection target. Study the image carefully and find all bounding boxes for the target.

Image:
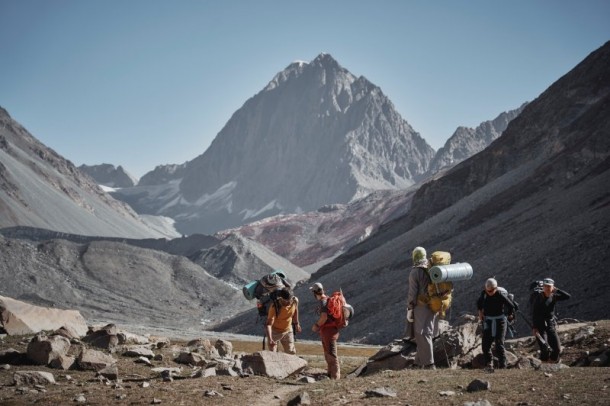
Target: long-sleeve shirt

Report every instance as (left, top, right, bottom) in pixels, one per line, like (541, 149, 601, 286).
(407, 266, 431, 309)
(477, 290, 516, 317)
(532, 289, 571, 329)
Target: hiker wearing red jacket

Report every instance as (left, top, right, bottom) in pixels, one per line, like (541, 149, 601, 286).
(310, 282, 340, 379)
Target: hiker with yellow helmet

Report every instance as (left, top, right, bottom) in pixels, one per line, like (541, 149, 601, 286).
(406, 246, 438, 369)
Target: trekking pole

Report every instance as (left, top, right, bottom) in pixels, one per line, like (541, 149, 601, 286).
(516, 310, 551, 352)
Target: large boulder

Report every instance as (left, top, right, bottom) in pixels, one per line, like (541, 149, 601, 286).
(241, 351, 307, 379)
(26, 334, 71, 366)
(0, 296, 87, 336)
(356, 314, 482, 376)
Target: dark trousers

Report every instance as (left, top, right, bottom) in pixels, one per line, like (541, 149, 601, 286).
(482, 317, 507, 367)
(320, 326, 340, 379)
(538, 319, 561, 361)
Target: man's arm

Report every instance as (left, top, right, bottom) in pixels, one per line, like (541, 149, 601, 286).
(312, 311, 328, 332)
(266, 307, 276, 345)
(554, 288, 571, 301)
(293, 298, 302, 333)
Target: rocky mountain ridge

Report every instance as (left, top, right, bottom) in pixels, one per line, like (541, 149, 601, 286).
(111, 53, 435, 235)
(426, 103, 527, 176)
(78, 164, 137, 188)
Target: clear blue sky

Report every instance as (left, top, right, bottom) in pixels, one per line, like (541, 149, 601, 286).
(1, 1, 609, 178)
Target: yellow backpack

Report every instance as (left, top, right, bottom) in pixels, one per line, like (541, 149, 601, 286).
(426, 251, 453, 318)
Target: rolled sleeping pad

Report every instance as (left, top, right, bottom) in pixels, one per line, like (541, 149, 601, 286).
(242, 280, 259, 300)
(429, 263, 473, 283)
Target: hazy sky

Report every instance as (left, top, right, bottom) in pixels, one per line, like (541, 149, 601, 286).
(1, 1, 609, 178)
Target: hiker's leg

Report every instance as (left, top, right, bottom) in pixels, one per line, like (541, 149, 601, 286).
(413, 306, 435, 366)
(496, 320, 508, 368)
(280, 331, 296, 355)
(546, 321, 561, 362)
(321, 327, 340, 379)
(538, 329, 550, 361)
(270, 330, 284, 352)
(482, 326, 493, 366)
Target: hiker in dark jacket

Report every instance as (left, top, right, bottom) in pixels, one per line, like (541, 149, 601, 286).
(531, 278, 571, 362)
(477, 277, 517, 370)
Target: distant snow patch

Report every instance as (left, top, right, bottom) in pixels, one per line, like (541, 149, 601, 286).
(99, 185, 118, 192)
(241, 200, 282, 220)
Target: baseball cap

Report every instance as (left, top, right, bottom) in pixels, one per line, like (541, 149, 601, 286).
(309, 282, 324, 293)
(543, 278, 555, 286)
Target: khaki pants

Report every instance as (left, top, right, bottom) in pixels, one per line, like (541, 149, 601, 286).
(320, 326, 340, 379)
(269, 329, 296, 354)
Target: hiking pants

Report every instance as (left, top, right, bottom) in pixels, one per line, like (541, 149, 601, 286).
(269, 329, 296, 355)
(413, 304, 437, 367)
(482, 316, 508, 367)
(539, 319, 561, 361)
(320, 326, 340, 379)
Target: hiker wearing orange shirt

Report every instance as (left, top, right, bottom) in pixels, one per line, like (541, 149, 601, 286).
(266, 288, 301, 354)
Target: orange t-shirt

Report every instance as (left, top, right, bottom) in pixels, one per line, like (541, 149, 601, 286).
(267, 298, 298, 333)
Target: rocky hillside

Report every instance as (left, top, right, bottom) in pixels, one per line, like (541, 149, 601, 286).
(0, 107, 175, 239)
(113, 53, 434, 235)
(216, 188, 417, 269)
(215, 41, 610, 344)
(426, 103, 527, 175)
(0, 229, 308, 333)
(78, 164, 137, 188)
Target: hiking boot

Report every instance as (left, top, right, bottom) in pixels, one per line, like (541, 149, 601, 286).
(484, 363, 494, 373)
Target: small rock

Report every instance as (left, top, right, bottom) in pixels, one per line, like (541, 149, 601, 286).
(364, 387, 397, 398)
(463, 400, 492, 406)
(297, 375, 316, 384)
(135, 356, 153, 366)
(544, 372, 552, 377)
(417, 379, 428, 383)
(467, 379, 490, 393)
(116, 394, 127, 400)
(562, 394, 571, 400)
(0, 364, 10, 370)
(203, 390, 223, 397)
(151, 398, 162, 404)
(141, 382, 150, 388)
(439, 391, 456, 397)
(287, 391, 311, 405)
(74, 394, 86, 403)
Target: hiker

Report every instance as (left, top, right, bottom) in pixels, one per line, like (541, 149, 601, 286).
(265, 288, 301, 354)
(531, 278, 571, 362)
(406, 246, 438, 369)
(477, 277, 517, 370)
(310, 282, 341, 379)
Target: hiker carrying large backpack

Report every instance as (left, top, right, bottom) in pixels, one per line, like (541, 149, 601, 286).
(406, 246, 438, 369)
(309, 282, 353, 380)
(242, 270, 293, 349)
(265, 288, 301, 354)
